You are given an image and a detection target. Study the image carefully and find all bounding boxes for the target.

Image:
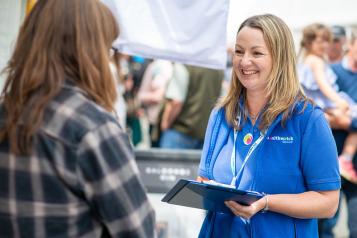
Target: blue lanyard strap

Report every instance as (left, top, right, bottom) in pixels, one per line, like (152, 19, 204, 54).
(230, 122, 266, 187)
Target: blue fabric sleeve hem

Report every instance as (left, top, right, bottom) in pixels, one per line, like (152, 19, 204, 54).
(307, 180, 341, 191)
(198, 169, 209, 179)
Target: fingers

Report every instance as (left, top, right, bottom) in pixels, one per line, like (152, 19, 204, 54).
(224, 201, 242, 217)
(225, 201, 253, 220)
(196, 176, 209, 182)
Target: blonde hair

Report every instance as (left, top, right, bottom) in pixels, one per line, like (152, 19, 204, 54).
(218, 14, 307, 131)
(0, 0, 119, 155)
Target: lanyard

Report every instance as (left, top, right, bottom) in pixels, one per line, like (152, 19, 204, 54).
(230, 116, 266, 187)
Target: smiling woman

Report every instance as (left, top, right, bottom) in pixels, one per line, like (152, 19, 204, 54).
(233, 26, 273, 111)
(197, 14, 340, 238)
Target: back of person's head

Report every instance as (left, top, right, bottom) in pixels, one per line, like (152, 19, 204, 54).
(221, 14, 305, 130)
(300, 23, 332, 53)
(0, 0, 119, 155)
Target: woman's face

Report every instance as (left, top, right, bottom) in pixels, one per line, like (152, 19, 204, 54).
(309, 33, 330, 58)
(233, 26, 273, 95)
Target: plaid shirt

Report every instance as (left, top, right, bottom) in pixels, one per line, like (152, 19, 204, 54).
(0, 83, 155, 238)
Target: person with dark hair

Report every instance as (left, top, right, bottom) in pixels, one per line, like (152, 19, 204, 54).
(328, 25, 347, 63)
(197, 14, 340, 237)
(0, 0, 155, 237)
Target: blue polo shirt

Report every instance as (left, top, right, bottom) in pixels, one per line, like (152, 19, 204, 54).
(198, 101, 341, 238)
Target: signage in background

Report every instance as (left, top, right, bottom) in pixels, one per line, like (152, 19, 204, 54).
(136, 148, 200, 193)
(135, 149, 205, 238)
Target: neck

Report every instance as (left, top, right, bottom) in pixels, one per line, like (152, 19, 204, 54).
(246, 91, 268, 117)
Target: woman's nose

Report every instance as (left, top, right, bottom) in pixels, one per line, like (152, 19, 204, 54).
(239, 54, 252, 66)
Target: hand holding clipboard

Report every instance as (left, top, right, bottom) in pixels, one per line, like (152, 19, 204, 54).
(161, 179, 264, 214)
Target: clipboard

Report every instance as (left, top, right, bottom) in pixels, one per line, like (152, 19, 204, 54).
(161, 179, 264, 214)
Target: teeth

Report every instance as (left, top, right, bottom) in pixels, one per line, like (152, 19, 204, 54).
(242, 70, 257, 75)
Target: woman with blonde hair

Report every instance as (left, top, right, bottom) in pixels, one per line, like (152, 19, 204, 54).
(0, 0, 154, 237)
(197, 14, 340, 237)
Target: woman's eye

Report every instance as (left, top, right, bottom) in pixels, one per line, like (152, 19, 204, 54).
(253, 52, 263, 56)
(235, 50, 244, 55)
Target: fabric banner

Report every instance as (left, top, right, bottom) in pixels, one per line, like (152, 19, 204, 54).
(102, 0, 229, 69)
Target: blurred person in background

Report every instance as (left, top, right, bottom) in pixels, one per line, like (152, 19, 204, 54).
(124, 56, 152, 146)
(298, 23, 350, 115)
(0, 0, 155, 237)
(197, 14, 340, 238)
(298, 23, 357, 181)
(327, 30, 357, 238)
(159, 64, 223, 149)
(328, 25, 347, 63)
(318, 24, 348, 238)
(110, 48, 127, 130)
(221, 45, 235, 97)
(137, 59, 173, 147)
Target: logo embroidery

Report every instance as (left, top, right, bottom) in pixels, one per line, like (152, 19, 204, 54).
(266, 136, 294, 144)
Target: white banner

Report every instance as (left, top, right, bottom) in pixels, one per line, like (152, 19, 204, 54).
(102, 0, 229, 69)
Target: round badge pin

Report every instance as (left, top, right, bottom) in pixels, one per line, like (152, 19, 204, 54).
(243, 133, 253, 145)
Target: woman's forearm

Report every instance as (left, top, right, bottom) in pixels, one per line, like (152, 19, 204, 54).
(267, 190, 339, 219)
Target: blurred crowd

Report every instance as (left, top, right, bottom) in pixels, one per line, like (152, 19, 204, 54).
(112, 53, 225, 150)
(112, 25, 350, 151)
(111, 24, 357, 238)
(4, 1, 357, 237)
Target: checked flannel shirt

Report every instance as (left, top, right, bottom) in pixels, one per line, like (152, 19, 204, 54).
(0, 83, 155, 237)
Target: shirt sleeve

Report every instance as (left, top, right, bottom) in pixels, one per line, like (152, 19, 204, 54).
(165, 63, 189, 102)
(300, 110, 341, 191)
(198, 108, 220, 179)
(76, 121, 155, 238)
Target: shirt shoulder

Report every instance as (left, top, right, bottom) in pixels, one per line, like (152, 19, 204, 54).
(42, 86, 120, 146)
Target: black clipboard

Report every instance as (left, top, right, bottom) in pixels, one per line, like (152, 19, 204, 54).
(161, 179, 264, 214)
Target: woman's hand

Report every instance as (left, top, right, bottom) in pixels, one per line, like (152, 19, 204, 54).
(325, 112, 351, 130)
(336, 99, 350, 113)
(196, 176, 209, 182)
(224, 196, 267, 220)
